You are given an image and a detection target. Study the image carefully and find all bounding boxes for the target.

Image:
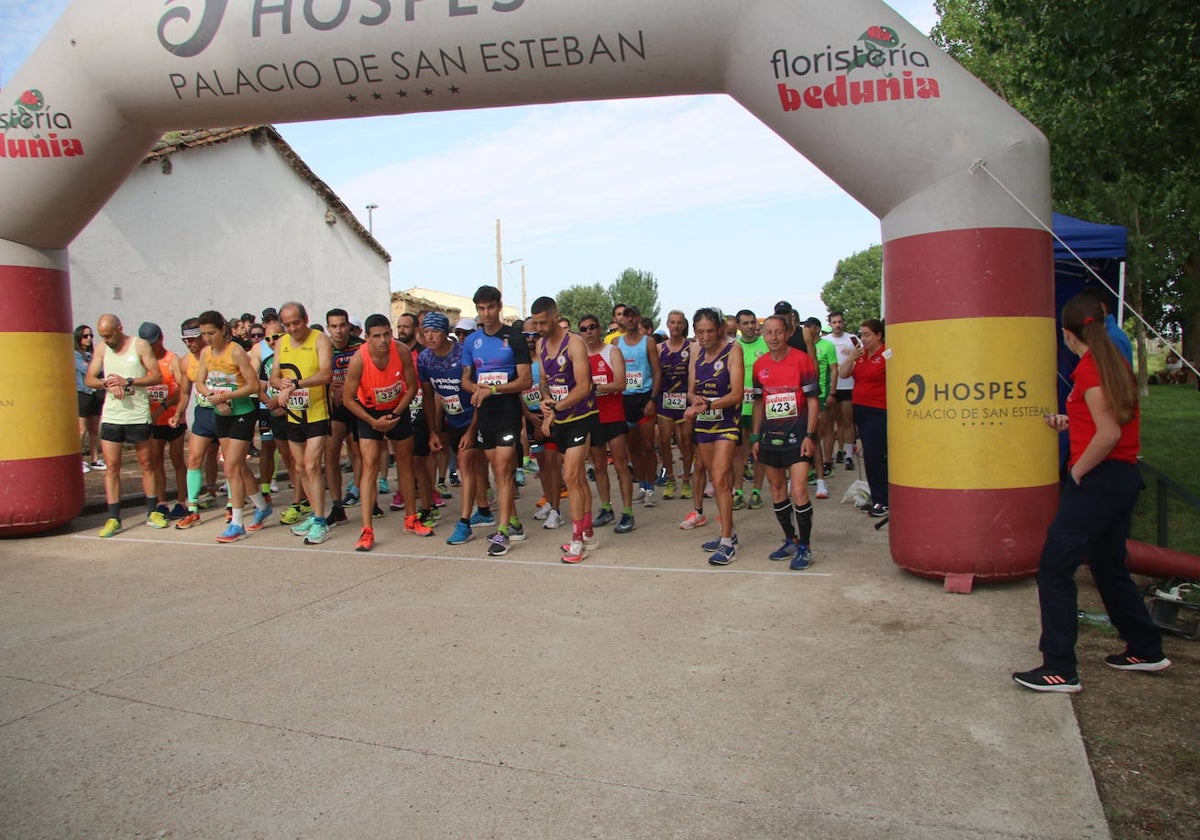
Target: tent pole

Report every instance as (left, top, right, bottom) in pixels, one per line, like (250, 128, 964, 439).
(1117, 260, 1127, 324)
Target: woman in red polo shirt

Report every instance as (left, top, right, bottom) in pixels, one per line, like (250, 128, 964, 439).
(1012, 294, 1169, 693)
(838, 318, 888, 517)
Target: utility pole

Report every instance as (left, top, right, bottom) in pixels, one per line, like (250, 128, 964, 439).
(495, 219, 503, 295)
(366, 203, 378, 234)
(521, 263, 527, 318)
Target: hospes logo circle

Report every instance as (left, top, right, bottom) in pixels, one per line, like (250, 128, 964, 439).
(906, 374, 926, 405)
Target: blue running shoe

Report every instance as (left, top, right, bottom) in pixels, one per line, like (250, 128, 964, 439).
(304, 520, 330, 545)
(701, 534, 739, 553)
(593, 508, 616, 528)
(470, 510, 497, 529)
(447, 521, 475, 545)
(708, 541, 737, 566)
(246, 505, 274, 531)
(216, 523, 247, 543)
(789, 544, 814, 571)
(290, 515, 315, 537)
(769, 538, 799, 561)
(614, 513, 636, 534)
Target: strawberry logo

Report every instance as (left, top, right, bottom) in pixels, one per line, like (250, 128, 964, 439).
(861, 25, 900, 47)
(17, 89, 44, 111)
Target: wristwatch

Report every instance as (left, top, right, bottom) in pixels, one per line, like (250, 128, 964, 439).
(125, 377, 134, 388)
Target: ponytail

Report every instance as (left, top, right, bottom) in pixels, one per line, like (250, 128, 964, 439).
(1061, 295, 1137, 425)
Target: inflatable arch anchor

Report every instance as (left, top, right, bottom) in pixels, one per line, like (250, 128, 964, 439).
(2, 0, 1059, 584)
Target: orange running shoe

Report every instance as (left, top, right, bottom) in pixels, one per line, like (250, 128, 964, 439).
(175, 511, 202, 530)
(405, 514, 434, 537)
(355, 526, 375, 552)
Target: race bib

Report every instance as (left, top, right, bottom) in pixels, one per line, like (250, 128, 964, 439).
(477, 371, 509, 388)
(662, 392, 686, 411)
(591, 374, 608, 386)
(442, 393, 464, 415)
(765, 391, 798, 420)
(408, 388, 423, 412)
(521, 388, 542, 410)
(743, 389, 757, 405)
(549, 384, 569, 402)
(195, 391, 213, 408)
(626, 370, 644, 390)
(373, 382, 404, 407)
(698, 408, 722, 422)
(287, 388, 310, 410)
(147, 385, 169, 404)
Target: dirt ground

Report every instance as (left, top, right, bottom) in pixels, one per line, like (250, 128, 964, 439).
(81, 451, 1200, 837)
(1074, 576, 1200, 839)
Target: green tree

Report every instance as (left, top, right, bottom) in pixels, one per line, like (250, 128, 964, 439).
(554, 283, 611, 330)
(821, 245, 883, 326)
(608, 268, 661, 326)
(930, 0, 1200, 380)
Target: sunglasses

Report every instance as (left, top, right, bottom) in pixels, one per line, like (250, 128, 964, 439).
(522, 331, 539, 338)
(579, 324, 600, 332)
(250, 332, 265, 339)
(81, 332, 93, 338)
(267, 333, 284, 341)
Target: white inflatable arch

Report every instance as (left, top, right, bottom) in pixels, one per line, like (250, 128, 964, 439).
(1, 0, 1059, 586)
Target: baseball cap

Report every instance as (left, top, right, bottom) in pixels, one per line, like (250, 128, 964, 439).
(454, 317, 477, 332)
(137, 321, 163, 343)
(348, 316, 363, 330)
(773, 300, 794, 315)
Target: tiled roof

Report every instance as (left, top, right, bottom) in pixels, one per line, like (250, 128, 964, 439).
(145, 126, 390, 262)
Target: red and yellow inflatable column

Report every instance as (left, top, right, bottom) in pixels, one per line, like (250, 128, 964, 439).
(884, 227, 1059, 586)
(0, 244, 84, 535)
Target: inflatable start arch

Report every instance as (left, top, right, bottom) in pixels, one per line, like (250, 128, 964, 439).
(1, 0, 1059, 585)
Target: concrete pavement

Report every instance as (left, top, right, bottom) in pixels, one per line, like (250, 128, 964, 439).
(0, 481, 1108, 838)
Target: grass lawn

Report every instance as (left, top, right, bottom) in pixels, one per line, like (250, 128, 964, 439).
(1133, 384, 1200, 555)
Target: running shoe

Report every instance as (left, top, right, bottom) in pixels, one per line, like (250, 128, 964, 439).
(419, 509, 437, 529)
(175, 511, 201, 530)
(304, 520, 330, 545)
(448, 468, 461, 486)
(614, 513, 636, 534)
(631, 486, 645, 503)
(290, 515, 315, 537)
(514, 468, 525, 487)
(82, 461, 90, 474)
(641, 487, 656, 508)
(146, 511, 169, 529)
(731, 489, 745, 511)
(91, 458, 107, 471)
(507, 522, 526, 542)
(561, 540, 585, 564)
(593, 508, 616, 527)
(679, 480, 693, 500)
(155, 504, 171, 518)
(582, 529, 598, 550)
(98, 518, 122, 538)
(216, 524, 247, 543)
(486, 532, 510, 556)
(433, 491, 447, 508)
(372, 504, 384, 519)
(707, 541, 737, 566)
(823, 463, 833, 478)
(543, 509, 564, 530)
(1104, 651, 1171, 672)
(436, 480, 450, 495)
(679, 510, 707, 530)
(836, 451, 845, 463)
(470, 510, 497, 529)
(246, 505, 275, 531)
(704, 482, 715, 498)
(378, 477, 389, 494)
(279, 504, 305, 525)
(586, 466, 596, 483)
(790, 544, 814, 571)
(447, 521, 475, 545)
(196, 491, 217, 509)
(328, 504, 348, 525)
(355, 526, 375, 552)
(815, 480, 830, 500)
(656, 466, 668, 486)
(769, 539, 800, 561)
(389, 493, 405, 511)
(342, 490, 360, 507)
(868, 503, 889, 518)
(743, 463, 754, 482)
(533, 502, 554, 521)
(702, 534, 739, 553)
(404, 514, 434, 537)
(748, 489, 763, 510)
(168, 503, 188, 520)
(1011, 666, 1081, 693)
(662, 479, 677, 500)
(808, 469, 818, 485)
(845, 456, 855, 471)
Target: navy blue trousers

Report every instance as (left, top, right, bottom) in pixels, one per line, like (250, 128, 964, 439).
(853, 404, 888, 506)
(1037, 459, 1164, 673)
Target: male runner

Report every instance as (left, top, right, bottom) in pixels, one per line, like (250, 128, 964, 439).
(752, 315, 820, 570)
(84, 314, 164, 536)
(616, 304, 661, 506)
(531, 297, 598, 563)
(142, 322, 188, 520)
(804, 316, 838, 500)
(826, 311, 859, 469)
(271, 301, 334, 545)
(324, 308, 364, 526)
(460, 285, 532, 557)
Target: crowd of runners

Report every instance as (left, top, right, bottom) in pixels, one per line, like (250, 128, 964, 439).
(74, 286, 888, 567)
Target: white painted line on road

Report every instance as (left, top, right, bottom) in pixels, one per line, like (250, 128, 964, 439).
(72, 534, 833, 577)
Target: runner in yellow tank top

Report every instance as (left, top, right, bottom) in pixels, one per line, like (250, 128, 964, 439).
(269, 302, 334, 544)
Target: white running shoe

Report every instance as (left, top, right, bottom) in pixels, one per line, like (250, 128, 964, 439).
(533, 502, 553, 521)
(815, 479, 829, 499)
(543, 508, 564, 529)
